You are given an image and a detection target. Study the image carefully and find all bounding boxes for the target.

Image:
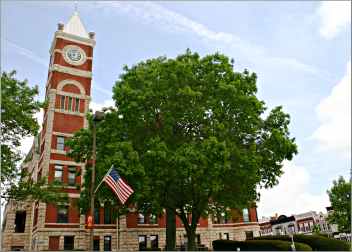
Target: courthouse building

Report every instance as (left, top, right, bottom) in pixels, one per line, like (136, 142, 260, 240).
(1, 11, 260, 251)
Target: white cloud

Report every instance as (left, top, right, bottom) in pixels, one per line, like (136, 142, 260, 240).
(3, 38, 48, 67)
(89, 99, 115, 113)
(94, 1, 321, 76)
(92, 83, 111, 96)
(95, 1, 241, 45)
(318, 1, 351, 39)
(312, 61, 351, 155)
(257, 161, 330, 218)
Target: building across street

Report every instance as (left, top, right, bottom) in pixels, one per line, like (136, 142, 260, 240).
(259, 209, 339, 237)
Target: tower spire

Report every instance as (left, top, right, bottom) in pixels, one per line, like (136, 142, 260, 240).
(63, 4, 89, 39)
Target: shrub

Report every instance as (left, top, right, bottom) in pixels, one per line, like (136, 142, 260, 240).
(140, 248, 161, 251)
(255, 234, 351, 251)
(212, 239, 312, 251)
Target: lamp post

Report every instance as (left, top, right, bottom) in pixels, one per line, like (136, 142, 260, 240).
(289, 231, 296, 251)
(90, 111, 105, 251)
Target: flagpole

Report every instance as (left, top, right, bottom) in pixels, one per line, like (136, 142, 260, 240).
(116, 206, 120, 252)
(94, 165, 114, 194)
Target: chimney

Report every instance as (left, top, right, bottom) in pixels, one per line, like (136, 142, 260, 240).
(89, 31, 95, 39)
(57, 22, 64, 31)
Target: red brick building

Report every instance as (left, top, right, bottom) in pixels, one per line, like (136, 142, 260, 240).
(1, 11, 260, 251)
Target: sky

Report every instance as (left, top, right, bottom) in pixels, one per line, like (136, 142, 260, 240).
(1, 1, 351, 219)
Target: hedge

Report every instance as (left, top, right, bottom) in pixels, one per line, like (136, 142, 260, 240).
(139, 248, 161, 251)
(212, 239, 312, 251)
(254, 234, 351, 251)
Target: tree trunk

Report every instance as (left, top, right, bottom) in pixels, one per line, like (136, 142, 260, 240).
(166, 207, 176, 251)
(186, 227, 197, 251)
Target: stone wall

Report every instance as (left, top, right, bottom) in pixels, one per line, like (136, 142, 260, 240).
(1, 201, 34, 251)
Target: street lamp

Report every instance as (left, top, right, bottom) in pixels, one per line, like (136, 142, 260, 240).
(288, 231, 296, 251)
(90, 111, 105, 251)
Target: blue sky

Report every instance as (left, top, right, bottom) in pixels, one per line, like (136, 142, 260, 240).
(1, 1, 351, 218)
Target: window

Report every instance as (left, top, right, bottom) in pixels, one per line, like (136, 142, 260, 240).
(10, 246, 24, 251)
(60, 95, 65, 110)
(104, 207, 111, 224)
(93, 237, 100, 251)
(213, 212, 228, 224)
(138, 235, 147, 250)
(150, 214, 157, 224)
(57, 206, 68, 223)
(104, 236, 111, 251)
(94, 208, 100, 224)
(245, 231, 254, 240)
(33, 205, 39, 226)
(150, 235, 159, 249)
(57, 136, 65, 151)
(75, 98, 80, 112)
(14, 211, 26, 233)
(68, 97, 73, 111)
(242, 208, 249, 223)
(64, 236, 74, 250)
(288, 224, 295, 233)
(138, 213, 145, 224)
(54, 165, 63, 182)
(223, 233, 229, 240)
(68, 167, 76, 186)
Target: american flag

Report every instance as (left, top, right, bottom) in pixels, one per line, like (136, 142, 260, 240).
(103, 167, 134, 204)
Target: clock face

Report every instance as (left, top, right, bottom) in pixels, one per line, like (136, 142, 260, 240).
(62, 45, 86, 65)
(67, 48, 82, 62)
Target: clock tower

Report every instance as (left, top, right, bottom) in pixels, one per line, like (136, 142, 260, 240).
(33, 11, 95, 250)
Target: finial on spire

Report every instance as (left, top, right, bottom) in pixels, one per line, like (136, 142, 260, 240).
(74, 1, 78, 13)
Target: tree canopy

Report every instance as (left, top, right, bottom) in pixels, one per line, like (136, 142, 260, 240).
(1, 70, 41, 184)
(68, 50, 297, 250)
(327, 176, 351, 233)
(1, 70, 66, 203)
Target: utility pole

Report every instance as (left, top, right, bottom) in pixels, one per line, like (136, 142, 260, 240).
(89, 111, 105, 251)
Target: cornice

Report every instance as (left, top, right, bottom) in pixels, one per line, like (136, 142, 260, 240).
(49, 160, 84, 166)
(55, 90, 91, 100)
(54, 108, 86, 117)
(50, 64, 92, 78)
(50, 31, 95, 54)
(52, 132, 74, 137)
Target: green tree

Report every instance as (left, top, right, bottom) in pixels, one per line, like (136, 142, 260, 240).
(68, 50, 297, 250)
(1, 70, 66, 203)
(327, 176, 351, 233)
(1, 71, 40, 182)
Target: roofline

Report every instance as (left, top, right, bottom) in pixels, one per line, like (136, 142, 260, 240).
(49, 31, 96, 54)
